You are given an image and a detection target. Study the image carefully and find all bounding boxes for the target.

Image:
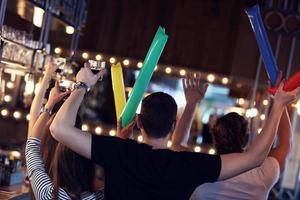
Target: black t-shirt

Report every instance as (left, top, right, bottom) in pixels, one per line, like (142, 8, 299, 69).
(91, 135, 221, 200)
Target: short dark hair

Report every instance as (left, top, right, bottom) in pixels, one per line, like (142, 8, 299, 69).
(140, 92, 177, 139)
(212, 112, 248, 154)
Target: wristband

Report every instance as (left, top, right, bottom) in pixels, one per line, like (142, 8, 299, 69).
(72, 81, 90, 92)
(41, 107, 52, 116)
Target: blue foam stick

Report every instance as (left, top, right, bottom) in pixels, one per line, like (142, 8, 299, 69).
(245, 4, 278, 86)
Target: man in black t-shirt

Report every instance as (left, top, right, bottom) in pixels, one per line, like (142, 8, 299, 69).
(51, 67, 298, 200)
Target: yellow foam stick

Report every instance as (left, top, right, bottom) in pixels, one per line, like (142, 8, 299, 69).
(111, 62, 126, 120)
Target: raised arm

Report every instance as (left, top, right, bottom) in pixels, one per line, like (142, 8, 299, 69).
(268, 108, 292, 174)
(218, 83, 299, 181)
(28, 59, 58, 134)
(50, 67, 105, 159)
(171, 73, 208, 151)
(28, 82, 69, 139)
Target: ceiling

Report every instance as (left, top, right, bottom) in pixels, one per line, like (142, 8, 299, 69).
(78, 0, 300, 85)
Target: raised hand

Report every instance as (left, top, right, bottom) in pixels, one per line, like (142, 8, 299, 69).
(76, 66, 106, 88)
(274, 81, 299, 107)
(44, 57, 59, 77)
(47, 82, 70, 108)
(117, 119, 136, 139)
(182, 73, 208, 105)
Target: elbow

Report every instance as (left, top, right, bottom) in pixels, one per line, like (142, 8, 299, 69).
(50, 121, 62, 141)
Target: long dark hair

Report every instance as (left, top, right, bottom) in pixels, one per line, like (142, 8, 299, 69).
(212, 112, 249, 154)
(39, 113, 96, 199)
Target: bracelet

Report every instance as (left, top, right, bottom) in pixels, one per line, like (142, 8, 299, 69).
(41, 107, 52, 116)
(72, 81, 90, 92)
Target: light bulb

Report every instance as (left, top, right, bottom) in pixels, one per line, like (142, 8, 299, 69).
(179, 69, 186, 76)
(207, 74, 215, 82)
(194, 146, 201, 152)
(95, 126, 102, 135)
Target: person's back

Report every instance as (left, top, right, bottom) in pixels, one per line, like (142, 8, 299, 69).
(190, 157, 280, 200)
(189, 110, 291, 200)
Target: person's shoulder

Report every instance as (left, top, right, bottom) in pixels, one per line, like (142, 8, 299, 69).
(254, 156, 280, 187)
(92, 134, 147, 148)
(261, 156, 280, 171)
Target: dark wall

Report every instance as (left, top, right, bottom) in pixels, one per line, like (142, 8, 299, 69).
(79, 0, 243, 75)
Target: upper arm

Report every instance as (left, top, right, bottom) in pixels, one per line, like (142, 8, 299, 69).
(50, 123, 92, 159)
(219, 151, 257, 181)
(268, 144, 291, 174)
(258, 157, 280, 187)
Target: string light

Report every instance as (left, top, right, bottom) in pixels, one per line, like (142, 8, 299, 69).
(109, 57, 116, 64)
(208, 148, 216, 155)
(34, 82, 41, 95)
(82, 52, 89, 60)
(222, 77, 229, 85)
(123, 59, 130, 66)
(167, 140, 172, 148)
(13, 111, 21, 119)
(263, 99, 269, 106)
(237, 98, 245, 105)
(10, 151, 21, 159)
(4, 95, 12, 102)
(67, 68, 73, 75)
(154, 65, 158, 71)
(1, 109, 9, 117)
(109, 129, 116, 136)
(137, 62, 143, 68)
(260, 114, 266, 120)
(65, 26, 74, 34)
(95, 54, 102, 61)
(26, 114, 30, 121)
(165, 67, 172, 74)
(6, 81, 14, 89)
(54, 47, 62, 54)
(194, 146, 201, 152)
(179, 69, 186, 76)
(95, 126, 102, 135)
(245, 108, 258, 118)
(257, 128, 262, 134)
(207, 74, 215, 82)
(137, 135, 143, 142)
(81, 124, 89, 131)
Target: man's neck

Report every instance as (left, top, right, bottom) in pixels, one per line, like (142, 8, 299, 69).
(142, 132, 169, 149)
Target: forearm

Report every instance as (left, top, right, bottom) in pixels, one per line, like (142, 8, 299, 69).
(50, 88, 91, 159)
(28, 102, 55, 139)
(53, 88, 85, 127)
(247, 102, 284, 165)
(277, 108, 292, 147)
(28, 74, 51, 133)
(269, 108, 292, 173)
(172, 102, 196, 148)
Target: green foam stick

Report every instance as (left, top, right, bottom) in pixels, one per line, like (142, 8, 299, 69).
(121, 26, 168, 127)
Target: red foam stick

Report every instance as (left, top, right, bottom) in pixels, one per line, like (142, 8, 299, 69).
(268, 70, 300, 95)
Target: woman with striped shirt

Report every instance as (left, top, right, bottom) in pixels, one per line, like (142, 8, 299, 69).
(26, 60, 105, 199)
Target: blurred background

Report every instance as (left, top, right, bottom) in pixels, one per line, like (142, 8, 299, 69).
(0, 0, 300, 199)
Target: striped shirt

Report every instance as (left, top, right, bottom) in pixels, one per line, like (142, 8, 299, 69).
(25, 137, 104, 200)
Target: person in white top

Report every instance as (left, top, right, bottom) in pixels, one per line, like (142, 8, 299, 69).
(172, 72, 293, 200)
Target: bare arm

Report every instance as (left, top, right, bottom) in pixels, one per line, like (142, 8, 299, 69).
(171, 102, 196, 151)
(269, 108, 292, 174)
(50, 67, 105, 159)
(51, 88, 92, 158)
(28, 60, 57, 134)
(28, 82, 69, 139)
(171, 74, 208, 151)
(218, 84, 299, 181)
